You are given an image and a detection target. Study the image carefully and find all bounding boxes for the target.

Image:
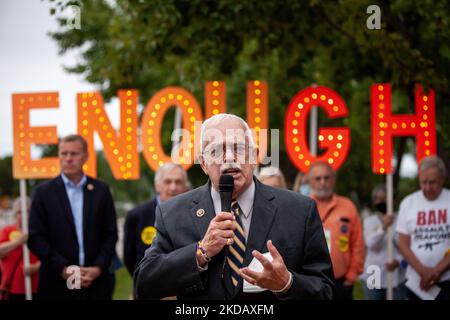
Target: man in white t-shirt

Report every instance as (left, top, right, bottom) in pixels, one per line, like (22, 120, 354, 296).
(397, 156, 450, 300)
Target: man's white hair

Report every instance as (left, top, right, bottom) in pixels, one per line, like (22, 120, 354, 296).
(257, 166, 287, 188)
(154, 163, 188, 185)
(199, 113, 256, 154)
(419, 155, 447, 178)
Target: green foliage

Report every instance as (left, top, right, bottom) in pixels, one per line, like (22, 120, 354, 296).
(0, 156, 17, 197)
(42, 0, 450, 208)
(112, 266, 132, 300)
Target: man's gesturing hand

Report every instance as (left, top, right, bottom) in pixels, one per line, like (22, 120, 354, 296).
(239, 240, 291, 292)
(200, 212, 236, 260)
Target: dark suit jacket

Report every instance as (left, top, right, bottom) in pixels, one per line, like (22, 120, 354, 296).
(28, 175, 118, 300)
(134, 178, 335, 300)
(123, 197, 158, 275)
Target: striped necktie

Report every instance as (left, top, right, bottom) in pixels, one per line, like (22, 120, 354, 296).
(227, 200, 246, 287)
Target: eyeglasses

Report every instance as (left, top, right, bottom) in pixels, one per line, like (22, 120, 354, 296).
(203, 142, 252, 160)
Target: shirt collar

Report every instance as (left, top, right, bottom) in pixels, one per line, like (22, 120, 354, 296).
(61, 173, 87, 189)
(210, 179, 255, 219)
(311, 192, 336, 205)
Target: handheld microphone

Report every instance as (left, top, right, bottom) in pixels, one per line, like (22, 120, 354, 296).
(219, 174, 234, 289)
(219, 174, 234, 212)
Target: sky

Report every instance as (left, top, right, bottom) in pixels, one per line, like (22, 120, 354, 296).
(0, 0, 418, 177)
(0, 0, 121, 159)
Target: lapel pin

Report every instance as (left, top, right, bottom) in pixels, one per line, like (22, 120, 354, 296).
(196, 209, 205, 217)
(87, 183, 94, 191)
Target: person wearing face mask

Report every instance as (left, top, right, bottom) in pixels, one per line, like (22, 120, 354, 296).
(293, 172, 310, 196)
(360, 185, 407, 300)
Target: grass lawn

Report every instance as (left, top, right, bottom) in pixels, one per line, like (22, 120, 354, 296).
(353, 280, 364, 300)
(113, 267, 133, 300)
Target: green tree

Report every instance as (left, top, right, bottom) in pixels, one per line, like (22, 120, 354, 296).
(46, 0, 450, 207)
(0, 156, 17, 197)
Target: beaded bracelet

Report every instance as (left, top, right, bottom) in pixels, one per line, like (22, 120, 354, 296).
(196, 241, 211, 262)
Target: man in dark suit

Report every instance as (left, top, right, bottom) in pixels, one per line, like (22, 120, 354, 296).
(123, 163, 189, 276)
(134, 114, 334, 300)
(28, 134, 118, 300)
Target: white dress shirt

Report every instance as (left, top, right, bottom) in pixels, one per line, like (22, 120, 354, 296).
(197, 181, 255, 271)
(61, 173, 87, 266)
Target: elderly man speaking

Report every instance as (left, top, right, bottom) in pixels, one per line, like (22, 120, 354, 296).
(134, 114, 334, 300)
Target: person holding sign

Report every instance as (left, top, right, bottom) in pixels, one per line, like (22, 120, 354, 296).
(134, 113, 334, 300)
(28, 135, 118, 300)
(308, 161, 365, 300)
(0, 198, 40, 300)
(397, 155, 450, 300)
(361, 184, 407, 300)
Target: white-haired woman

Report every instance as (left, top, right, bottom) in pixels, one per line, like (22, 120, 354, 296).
(258, 166, 287, 189)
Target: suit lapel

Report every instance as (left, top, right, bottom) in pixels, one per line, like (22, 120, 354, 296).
(190, 181, 216, 239)
(189, 180, 278, 297)
(190, 181, 234, 298)
(244, 179, 277, 266)
(54, 176, 78, 241)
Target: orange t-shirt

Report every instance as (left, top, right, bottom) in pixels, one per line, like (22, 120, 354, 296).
(311, 194, 365, 283)
(0, 225, 39, 294)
